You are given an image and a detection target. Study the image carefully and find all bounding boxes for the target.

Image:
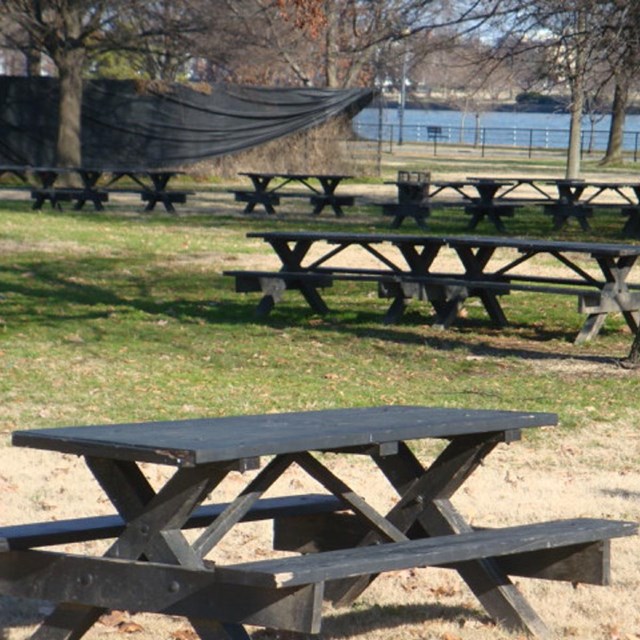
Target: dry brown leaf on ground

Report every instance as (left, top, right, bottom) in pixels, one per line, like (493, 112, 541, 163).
(117, 622, 144, 634)
(99, 611, 130, 627)
(170, 629, 199, 640)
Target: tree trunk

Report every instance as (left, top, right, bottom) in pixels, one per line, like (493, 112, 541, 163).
(565, 85, 584, 179)
(324, 0, 339, 87)
(26, 34, 41, 76)
(565, 9, 586, 180)
(601, 76, 628, 166)
(54, 47, 85, 168)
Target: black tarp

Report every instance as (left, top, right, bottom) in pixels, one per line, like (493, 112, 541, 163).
(0, 77, 374, 168)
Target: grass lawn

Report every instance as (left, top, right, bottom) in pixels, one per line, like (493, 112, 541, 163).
(1, 165, 638, 436)
(2, 155, 640, 640)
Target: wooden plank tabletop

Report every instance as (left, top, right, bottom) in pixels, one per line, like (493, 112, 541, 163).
(246, 231, 446, 244)
(444, 234, 640, 255)
(12, 406, 557, 467)
(247, 231, 640, 256)
(239, 172, 351, 180)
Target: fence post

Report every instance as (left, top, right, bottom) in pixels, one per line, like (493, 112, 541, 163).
(528, 129, 533, 158)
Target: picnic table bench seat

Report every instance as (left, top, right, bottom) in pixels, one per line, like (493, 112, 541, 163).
(464, 201, 518, 232)
(224, 267, 405, 317)
(140, 188, 193, 204)
(0, 494, 344, 551)
(309, 193, 355, 216)
(231, 189, 354, 216)
(217, 518, 636, 590)
(31, 187, 110, 211)
(226, 265, 640, 326)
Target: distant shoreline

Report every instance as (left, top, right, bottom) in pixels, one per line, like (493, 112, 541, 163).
(379, 96, 640, 116)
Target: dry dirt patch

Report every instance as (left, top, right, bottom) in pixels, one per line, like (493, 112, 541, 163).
(1, 420, 638, 640)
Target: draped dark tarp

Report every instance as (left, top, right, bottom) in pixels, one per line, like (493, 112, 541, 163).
(0, 77, 374, 168)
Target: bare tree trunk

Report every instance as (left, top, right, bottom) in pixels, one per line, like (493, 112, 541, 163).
(26, 33, 41, 76)
(54, 47, 85, 168)
(565, 9, 586, 180)
(324, 0, 339, 87)
(566, 86, 584, 179)
(601, 76, 628, 165)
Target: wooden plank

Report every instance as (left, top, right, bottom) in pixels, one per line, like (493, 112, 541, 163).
(12, 406, 556, 466)
(0, 494, 344, 550)
(579, 291, 640, 314)
(0, 550, 324, 633)
(274, 515, 614, 585)
(216, 518, 637, 589)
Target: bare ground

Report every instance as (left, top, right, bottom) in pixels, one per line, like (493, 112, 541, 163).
(1, 418, 639, 640)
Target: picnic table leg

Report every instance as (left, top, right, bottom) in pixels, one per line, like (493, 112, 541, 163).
(432, 290, 468, 330)
(328, 436, 552, 639)
(574, 313, 607, 344)
(298, 283, 330, 315)
(622, 207, 640, 237)
(487, 210, 507, 233)
(383, 294, 408, 324)
(26, 458, 250, 640)
(315, 178, 343, 216)
(574, 257, 640, 342)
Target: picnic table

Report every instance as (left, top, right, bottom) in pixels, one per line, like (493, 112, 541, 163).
(428, 178, 522, 231)
(25, 167, 190, 213)
(225, 231, 640, 343)
(541, 179, 594, 230)
(1, 405, 635, 640)
(578, 180, 640, 238)
(234, 171, 355, 216)
(467, 175, 555, 202)
(103, 168, 191, 213)
(0, 165, 108, 210)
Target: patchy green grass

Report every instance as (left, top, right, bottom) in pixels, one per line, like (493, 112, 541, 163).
(1, 191, 639, 441)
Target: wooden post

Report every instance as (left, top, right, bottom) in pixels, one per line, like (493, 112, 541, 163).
(621, 327, 640, 368)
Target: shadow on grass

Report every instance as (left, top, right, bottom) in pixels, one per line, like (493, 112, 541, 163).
(253, 601, 490, 639)
(0, 253, 625, 365)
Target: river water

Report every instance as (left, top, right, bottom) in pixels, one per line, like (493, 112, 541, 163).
(353, 107, 640, 152)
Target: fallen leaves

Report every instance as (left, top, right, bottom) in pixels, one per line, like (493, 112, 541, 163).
(98, 611, 144, 634)
(170, 629, 199, 640)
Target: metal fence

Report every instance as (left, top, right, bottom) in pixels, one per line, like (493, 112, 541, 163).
(352, 121, 640, 161)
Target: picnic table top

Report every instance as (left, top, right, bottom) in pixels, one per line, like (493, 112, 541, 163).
(239, 171, 352, 180)
(247, 230, 640, 256)
(12, 405, 557, 467)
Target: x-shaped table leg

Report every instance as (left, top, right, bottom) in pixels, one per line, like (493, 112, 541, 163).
(321, 433, 553, 640)
(29, 457, 248, 640)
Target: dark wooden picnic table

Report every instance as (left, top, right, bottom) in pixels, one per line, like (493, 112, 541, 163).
(575, 180, 640, 238)
(466, 176, 555, 201)
(29, 167, 107, 211)
(429, 178, 520, 231)
(2, 405, 635, 640)
(103, 167, 190, 213)
(225, 231, 640, 343)
(235, 171, 355, 216)
(542, 178, 593, 230)
(24, 167, 190, 213)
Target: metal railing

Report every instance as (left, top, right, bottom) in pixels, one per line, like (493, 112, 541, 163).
(352, 122, 640, 161)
